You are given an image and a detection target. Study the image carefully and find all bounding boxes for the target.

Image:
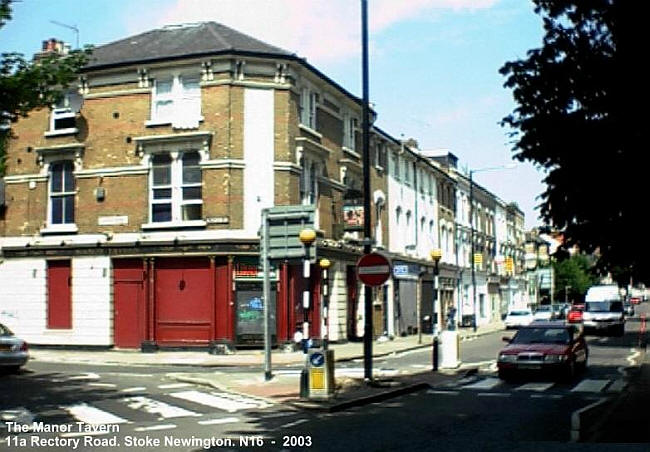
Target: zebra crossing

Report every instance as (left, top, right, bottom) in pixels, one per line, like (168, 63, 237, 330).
(431, 376, 627, 397)
(1, 379, 274, 434)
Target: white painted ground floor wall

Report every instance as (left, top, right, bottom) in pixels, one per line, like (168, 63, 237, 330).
(0, 256, 112, 346)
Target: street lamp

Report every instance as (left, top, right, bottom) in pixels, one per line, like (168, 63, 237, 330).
(469, 164, 516, 332)
(319, 258, 332, 351)
(298, 228, 316, 399)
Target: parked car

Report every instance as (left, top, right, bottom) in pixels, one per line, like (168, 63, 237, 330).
(567, 304, 584, 324)
(504, 309, 534, 329)
(0, 323, 29, 372)
(533, 305, 555, 321)
(623, 300, 635, 317)
(497, 322, 588, 381)
(629, 297, 642, 305)
(551, 304, 565, 320)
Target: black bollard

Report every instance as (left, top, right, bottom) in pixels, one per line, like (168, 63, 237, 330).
(433, 335, 439, 371)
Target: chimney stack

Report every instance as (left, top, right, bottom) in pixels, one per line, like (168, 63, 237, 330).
(33, 38, 69, 61)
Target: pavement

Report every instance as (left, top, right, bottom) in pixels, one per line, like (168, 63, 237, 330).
(28, 319, 650, 443)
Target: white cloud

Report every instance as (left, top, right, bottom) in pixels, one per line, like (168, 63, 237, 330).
(125, 0, 500, 64)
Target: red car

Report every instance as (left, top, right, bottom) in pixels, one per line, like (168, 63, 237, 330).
(497, 322, 588, 381)
(567, 304, 585, 324)
(629, 297, 641, 305)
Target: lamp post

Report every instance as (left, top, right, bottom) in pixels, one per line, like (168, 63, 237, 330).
(299, 228, 316, 399)
(319, 258, 332, 351)
(430, 249, 442, 371)
(468, 164, 516, 333)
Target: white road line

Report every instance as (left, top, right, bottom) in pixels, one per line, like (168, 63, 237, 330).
(169, 390, 270, 412)
(121, 387, 146, 393)
(158, 383, 193, 389)
(123, 396, 201, 419)
(280, 419, 308, 429)
(134, 424, 177, 432)
(515, 382, 555, 392)
(198, 417, 240, 425)
(570, 379, 610, 393)
(427, 390, 460, 395)
(62, 403, 129, 425)
(462, 377, 502, 390)
(67, 373, 100, 381)
(477, 393, 510, 397)
(260, 412, 295, 419)
(530, 394, 563, 399)
(87, 383, 117, 388)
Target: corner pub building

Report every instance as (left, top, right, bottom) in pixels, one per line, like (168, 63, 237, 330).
(0, 23, 392, 350)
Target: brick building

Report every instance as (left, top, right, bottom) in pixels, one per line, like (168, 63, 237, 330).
(0, 23, 391, 349)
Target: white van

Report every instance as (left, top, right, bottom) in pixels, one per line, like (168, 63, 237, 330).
(583, 285, 625, 336)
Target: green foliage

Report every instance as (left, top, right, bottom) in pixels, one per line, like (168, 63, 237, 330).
(0, 0, 92, 175)
(553, 254, 597, 302)
(500, 1, 646, 282)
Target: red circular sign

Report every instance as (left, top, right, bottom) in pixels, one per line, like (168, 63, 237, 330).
(357, 253, 391, 286)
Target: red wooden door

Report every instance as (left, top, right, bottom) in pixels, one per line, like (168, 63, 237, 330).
(113, 259, 146, 348)
(47, 260, 72, 329)
(155, 258, 212, 346)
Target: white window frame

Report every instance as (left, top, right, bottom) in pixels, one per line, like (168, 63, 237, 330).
(46, 92, 79, 137)
(147, 150, 204, 227)
(47, 159, 77, 231)
(300, 156, 321, 228)
(148, 73, 203, 127)
(343, 112, 357, 151)
(300, 85, 318, 131)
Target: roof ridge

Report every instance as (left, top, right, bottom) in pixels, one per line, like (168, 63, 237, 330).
(205, 22, 233, 50)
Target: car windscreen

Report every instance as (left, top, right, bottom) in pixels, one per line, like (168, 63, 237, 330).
(508, 311, 531, 316)
(536, 306, 551, 312)
(511, 327, 571, 344)
(586, 301, 623, 313)
(0, 323, 14, 336)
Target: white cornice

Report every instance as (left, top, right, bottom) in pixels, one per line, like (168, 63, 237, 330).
(75, 166, 148, 179)
(200, 159, 245, 170)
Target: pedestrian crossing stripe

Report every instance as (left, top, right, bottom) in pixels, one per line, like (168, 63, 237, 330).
(462, 377, 501, 390)
(123, 396, 201, 419)
(169, 390, 271, 412)
(435, 377, 618, 395)
(570, 379, 610, 393)
(62, 404, 129, 425)
(515, 382, 555, 392)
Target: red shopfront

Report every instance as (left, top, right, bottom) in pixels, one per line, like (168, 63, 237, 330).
(112, 256, 318, 350)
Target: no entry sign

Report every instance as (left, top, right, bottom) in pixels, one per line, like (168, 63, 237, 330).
(357, 253, 391, 286)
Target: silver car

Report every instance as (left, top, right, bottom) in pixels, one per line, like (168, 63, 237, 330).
(0, 323, 29, 372)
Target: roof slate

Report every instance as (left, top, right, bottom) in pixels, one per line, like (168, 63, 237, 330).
(85, 22, 294, 70)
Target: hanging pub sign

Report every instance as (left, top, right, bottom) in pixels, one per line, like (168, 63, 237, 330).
(342, 203, 364, 230)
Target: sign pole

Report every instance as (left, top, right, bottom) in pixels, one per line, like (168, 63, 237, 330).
(262, 208, 272, 381)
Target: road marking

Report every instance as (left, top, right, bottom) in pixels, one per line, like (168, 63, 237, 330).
(261, 412, 295, 419)
(280, 419, 308, 429)
(530, 394, 563, 399)
(462, 377, 502, 390)
(87, 383, 117, 388)
(123, 396, 201, 418)
(515, 382, 555, 392)
(607, 379, 627, 393)
(62, 403, 129, 425)
(169, 390, 270, 412)
(427, 390, 460, 395)
(198, 417, 239, 425)
(158, 383, 193, 389)
(0, 407, 35, 425)
(477, 393, 510, 397)
(570, 379, 610, 393)
(67, 373, 100, 381)
(121, 387, 146, 393)
(134, 424, 176, 431)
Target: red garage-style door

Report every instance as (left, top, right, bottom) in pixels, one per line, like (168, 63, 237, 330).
(155, 258, 213, 346)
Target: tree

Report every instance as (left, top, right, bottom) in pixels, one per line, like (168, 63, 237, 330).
(0, 0, 91, 174)
(553, 254, 597, 303)
(500, 1, 646, 283)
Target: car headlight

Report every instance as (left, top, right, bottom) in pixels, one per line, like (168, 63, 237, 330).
(544, 354, 568, 362)
(498, 354, 517, 363)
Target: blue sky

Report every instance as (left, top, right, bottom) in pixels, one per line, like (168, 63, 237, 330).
(1, 0, 547, 227)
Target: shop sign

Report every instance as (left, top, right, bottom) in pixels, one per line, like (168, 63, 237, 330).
(343, 203, 364, 230)
(234, 256, 277, 280)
